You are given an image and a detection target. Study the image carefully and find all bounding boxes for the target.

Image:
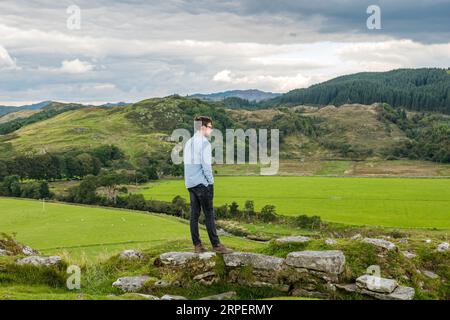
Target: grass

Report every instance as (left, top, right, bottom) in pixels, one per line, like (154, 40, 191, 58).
(139, 176, 450, 229)
(0, 198, 264, 261)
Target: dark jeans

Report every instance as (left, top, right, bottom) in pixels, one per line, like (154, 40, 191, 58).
(188, 184, 220, 247)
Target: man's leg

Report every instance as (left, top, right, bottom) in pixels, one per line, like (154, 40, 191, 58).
(198, 185, 220, 247)
(188, 187, 202, 246)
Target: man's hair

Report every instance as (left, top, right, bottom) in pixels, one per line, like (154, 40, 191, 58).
(194, 116, 212, 129)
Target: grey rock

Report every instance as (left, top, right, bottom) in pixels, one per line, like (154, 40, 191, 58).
(336, 283, 415, 300)
(362, 238, 396, 251)
(119, 249, 143, 260)
(402, 251, 417, 259)
(199, 291, 237, 300)
(16, 255, 61, 267)
(223, 252, 284, 271)
(217, 228, 231, 236)
(275, 236, 310, 244)
(160, 294, 188, 300)
(153, 279, 180, 288)
(436, 242, 449, 252)
(120, 293, 160, 300)
(325, 239, 337, 245)
(22, 245, 38, 256)
(0, 249, 11, 256)
(387, 286, 415, 300)
(356, 275, 398, 294)
(335, 283, 358, 293)
(193, 271, 216, 281)
(351, 234, 362, 240)
(159, 251, 216, 266)
(112, 276, 150, 292)
(285, 250, 345, 275)
(423, 270, 439, 279)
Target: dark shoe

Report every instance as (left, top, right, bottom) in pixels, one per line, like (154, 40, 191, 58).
(194, 244, 207, 253)
(213, 244, 233, 254)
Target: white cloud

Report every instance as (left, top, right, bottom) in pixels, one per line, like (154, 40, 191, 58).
(213, 69, 322, 91)
(60, 59, 94, 74)
(0, 45, 17, 70)
(0, 1, 449, 104)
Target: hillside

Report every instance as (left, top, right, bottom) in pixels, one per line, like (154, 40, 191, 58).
(0, 110, 40, 124)
(0, 96, 233, 164)
(260, 68, 450, 114)
(0, 96, 448, 168)
(0, 101, 52, 117)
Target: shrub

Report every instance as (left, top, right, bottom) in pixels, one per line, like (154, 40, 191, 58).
(259, 205, 277, 222)
(292, 215, 323, 229)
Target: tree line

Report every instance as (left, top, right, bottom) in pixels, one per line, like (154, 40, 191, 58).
(258, 68, 450, 114)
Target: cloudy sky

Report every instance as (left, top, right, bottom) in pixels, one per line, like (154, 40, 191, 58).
(0, 0, 449, 105)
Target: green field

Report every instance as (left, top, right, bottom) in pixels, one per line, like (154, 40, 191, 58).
(139, 176, 450, 229)
(0, 198, 263, 261)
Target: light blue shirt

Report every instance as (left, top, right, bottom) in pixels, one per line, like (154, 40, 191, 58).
(183, 132, 214, 189)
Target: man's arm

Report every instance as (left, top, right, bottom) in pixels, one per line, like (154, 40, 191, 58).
(201, 140, 214, 185)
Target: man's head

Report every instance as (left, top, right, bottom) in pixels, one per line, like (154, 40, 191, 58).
(194, 116, 213, 137)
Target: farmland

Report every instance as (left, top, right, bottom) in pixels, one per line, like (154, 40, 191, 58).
(139, 176, 450, 229)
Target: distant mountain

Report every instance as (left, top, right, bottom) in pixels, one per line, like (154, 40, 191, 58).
(0, 101, 52, 117)
(190, 89, 281, 102)
(100, 102, 130, 107)
(260, 68, 450, 114)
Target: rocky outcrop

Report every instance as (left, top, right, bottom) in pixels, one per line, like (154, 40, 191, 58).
(285, 250, 345, 275)
(157, 251, 216, 267)
(16, 255, 61, 267)
(223, 252, 285, 288)
(356, 275, 397, 293)
(325, 239, 337, 245)
(222, 250, 346, 298)
(337, 275, 415, 300)
(336, 283, 415, 300)
(223, 252, 284, 271)
(275, 236, 310, 244)
(362, 238, 396, 251)
(155, 251, 217, 279)
(119, 250, 143, 260)
(112, 276, 151, 292)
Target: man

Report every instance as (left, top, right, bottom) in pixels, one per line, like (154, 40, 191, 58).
(184, 116, 233, 254)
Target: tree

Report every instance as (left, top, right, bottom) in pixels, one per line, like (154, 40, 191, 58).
(125, 194, 147, 210)
(0, 161, 7, 181)
(172, 195, 188, 217)
(0, 175, 21, 197)
(96, 172, 125, 204)
(243, 200, 255, 220)
(229, 202, 240, 217)
(69, 175, 98, 204)
(260, 205, 277, 222)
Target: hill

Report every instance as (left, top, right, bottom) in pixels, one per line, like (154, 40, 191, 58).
(0, 96, 448, 170)
(260, 68, 450, 114)
(0, 101, 52, 117)
(190, 89, 280, 102)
